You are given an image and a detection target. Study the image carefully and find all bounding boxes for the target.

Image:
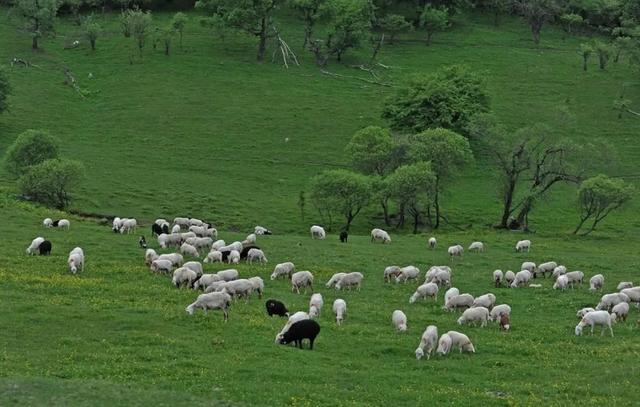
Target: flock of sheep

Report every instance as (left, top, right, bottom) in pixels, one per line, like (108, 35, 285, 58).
(25, 218, 640, 356)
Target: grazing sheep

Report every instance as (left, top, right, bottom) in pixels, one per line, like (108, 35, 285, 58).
(248, 276, 265, 298)
(204, 281, 229, 293)
(183, 261, 203, 278)
(291, 271, 314, 294)
(145, 248, 158, 265)
(151, 223, 164, 237)
(333, 299, 346, 325)
(448, 244, 463, 260)
(67, 247, 84, 274)
(247, 248, 268, 264)
(185, 292, 232, 321)
(617, 282, 633, 291)
(335, 272, 363, 291)
(552, 265, 567, 280)
(611, 303, 629, 322)
(157, 253, 184, 267)
(553, 275, 569, 291)
(428, 237, 437, 249)
(171, 224, 181, 234)
(565, 271, 585, 286)
(271, 262, 295, 281)
(433, 269, 451, 287)
(493, 270, 504, 287)
(521, 262, 536, 273)
(173, 217, 190, 228)
(43, 218, 53, 227)
(191, 237, 213, 251)
(138, 236, 147, 249)
(436, 333, 452, 355)
(383, 266, 402, 283)
(119, 218, 137, 234)
(443, 293, 474, 312)
(188, 225, 207, 237)
(392, 310, 407, 331)
(243, 233, 257, 246)
(157, 233, 182, 249)
(515, 239, 531, 252)
(180, 232, 197, 241)
(38, 240, 52, 255)
(444, 287, 460, 305)
(310, 225, 326, 240)
(415, 325, 438, 360)
(155, 218, 169, 227)
(339, 230, 348, 243)
(596, 293, 630, 311)
(620, 287, 640, 303)
(589, 274, 605, 292)
(446, 331, 476, 353)
(255, 226, 271, 235)
(172, 267, 198, 288)
(309, 293, 324, 318)
(468, 241, 484, 253)
(472, 293, 496, 310)
(215, 269, 239, 282)
(57, 219, 70, 230)
(278, 319, 321, 350)
(26, 237, 45, 255)
(204, 250, 223, 263)
(228, 250, 240, 264)
(499, 314, 511, 330)
(188, 218, 205, 227)
(112, 217, 124, 232)
(425, 266, 451, 283)
(220, 241, 244, 253)
(275, 311, 310, 343)
(150, 259, 173, 274)
(510, 270, 532, 288)
(193, 274, 220, 290)
(395, 266, 420, 284)
(326, 272, 347, 288)
(221, 279, 254, 300)
(211, 240, 226, 251)
(370, 228, 391, 244)
(534, 261, 557, 279)
(575, 310, 614, 337)
(489, 304, 511, 321)
(576, 307, 595, 319)
(457, 307, 490, 327)
(504, 271, 516, 286)
(266, 299, 289, 317)
(409, 283, 439, 304)
(180, 243, 200, 257)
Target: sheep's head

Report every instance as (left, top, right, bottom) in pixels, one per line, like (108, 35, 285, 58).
(574, 324, 583, 336)
(415, 348, 424, 360)
(456, 317, 464, 325)
(185, 305, 195, 315)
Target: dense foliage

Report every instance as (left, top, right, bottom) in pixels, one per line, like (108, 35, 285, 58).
(4, 130, 60, 178)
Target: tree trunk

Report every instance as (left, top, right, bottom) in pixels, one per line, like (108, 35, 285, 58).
(412, 209, 420, 234)
(510, 198, 533, 230)
(257, 18, 268, 62)
(582, 56, 587, 71)
(572, 216, 589, 234)
(531, 22, 541, 44)
(499, 177, 517, 228)
(303, 25, 311, 49)
(32, 36, 39, 50)
(179, 32, 183, 50)
(396, 204, 405, 229)
(381, 199, 390, 226)
(426, 32, 432, 46)
(493, 11, 499, 26)
(433, 178, 440, 229)
(165, 42, 170, 56)
(90, 39, 96, 51)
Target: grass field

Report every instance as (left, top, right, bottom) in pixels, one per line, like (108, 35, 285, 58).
(1, 7, 640, 406)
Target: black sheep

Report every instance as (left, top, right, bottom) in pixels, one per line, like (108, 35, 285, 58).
(240, 245, 260, 260)
(279, 319, 320, 350)
(52, 220, 60, 227)
(339, 231, 348, 243)
(162, 224, 169, 234)
(265, 299, 288, 317)
(220, 250, 230, 262)
(151, 223, 163, 237)
(139, 236, 147, 249)
(38, 240, 52, 255)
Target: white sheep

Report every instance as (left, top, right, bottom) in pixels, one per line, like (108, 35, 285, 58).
(415, 325, 438, 360)
(173, 217, 190, 228)
(468, 241, 484, 252)
(575, 310, 614, 337)
(535, 261, 557, 279)
(443, 293, 474, 312)
(552, 265, 567, 280)
(370, 228, 391, 244)
(26, 237, 45, 255)
(383, 266, 402, 283)
(243, 233, 257, 245)
(193, 274, 220, 290)
(448, 244, 463, 260)
(211, 239, 226, 251)
(192, 237, 213, 251)
(186, 292, 232, 321)
(171, 224, 181, 234)
(326, 272, 347, 288)
(521, 262, 536, 273)
(392, 310, 407, 331)
(119, 218, 137, 234)
(215, 269, 239, 282)
(188, 225, 207, 237)
(493, 270, 504, 287)
(428, 237, 437, 249)
(553, 275, 569, 290)
(596, 293, 630, 311)
(275, 311, 310, 343)
(395, 266, 420, 284)
(57, 219, 70, 230)
(228, 250, 240, 264)
(183, 261, 203, 278)
(617, 282, 633, 291)
(565, 271, 584, 286)
(248, 276, 264, 298)
(247, 248, 267, 264)
(204, 281, 230, 294)
(333, 299, 346, 325)
(144, 248, 158, 265)
(271, 262, 295, 280)
(254, 226, 269, 235)
(433, 269, 451, 287)
(172, 267, 198, 288)
(310, 225, 326, 240)
(489, 304, 511, 321)
(457, 307, 490, 327)
(610, 302, 629, 323)
(221, 279, 254, 300)
(180, 243, 200, 257)
(515, 239, 531, 252)
(67, 247, 84, 274)
(157, 253, 184, 267)
(335, 272, 363, 291)
(444, 287, 460, 305)
(589, 274, 605, 292)
(576, 307, 595, 319)
(309, 293, 324, 318)
(472, 293, 496, 309)
(291, 271, 314, 294)
(510, 270, 532, 288)
(189, 218, 205, 227)
(112, 217, 124, 231)
(409, 283, 439, 304)
(203, 250, 223, 263)
(620, 287, 640, 303)
(436, 333, 452, 355)
(150, 259, 173, 274)
(43, 218, 53, 227)
(504, 270, 515, 286)
(425, 265, 451, 283)
(446, 331, 476, 353)
(180, 232, 197, 241)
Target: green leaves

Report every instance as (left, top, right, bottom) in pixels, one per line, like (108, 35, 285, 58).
(345, 126, 394, 176)
(407, 128, 473, 181)
(575, 174, 634, 234)
(18, 159, 85, 209)
(0, 65, 10, 115)
(4, 129, 60, 178)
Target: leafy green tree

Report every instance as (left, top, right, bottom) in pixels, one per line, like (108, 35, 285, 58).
(4, 129, 60, 178)
(481, 0, 509, 26)
(126, 9, 152, 58)
(573, 175, 633, 235)
(386, 162, 436, 233)
(161, 26, 175, 55)
(18, 159, 84, 209)
(83, 15, 101, 51)
(199, 14, 228, 43)
(325, 0, 374, 61)
(579, 43, 592, 71)
(419, 5, 448, 45)
(290, 0, 326, 49)
(377, 13, 412, 44)
(513, 0, 559, 44)
(14, 0, 60, 49)
(172, 12, 188, 50)
(195, 0, 282, 62)
(309, 169, 371, 231)
(382, 65, 490, 135)
(0, 66, 10, 115)
(346, 126, 395, 176)
(593, 40, 611, 70)
(560, 13, 583, 34)
(613, 36, 632, 63)
(407, 128, 472, 228)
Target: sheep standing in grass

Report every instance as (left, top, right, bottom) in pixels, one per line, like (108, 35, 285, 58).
(617, 282, 633, 291)
(183, 261, 203, 278)
(221, 279, 254, 300)
(193, 274, 220, 290)
(326, 272, 347, 288)
(457, 307, 490, 327)
(310, 225, 326, 239)
(444, 287, 460, 305)
(446, 331, 476, 353)
(151, 259, 173, 274)
(575, 310, 614, 337)
(553, 275, 569, 291)
(436, 333, 452, 355)
(392, 310, 407, 331)
(489, 304, 511, 322)
(271, 262, 295, 280)
(68, 247, 85, 274)
(596, 293, 630, 311)
(521, 262, 536, 274)
(204, 250, 223, 263)
(511, 270, 532, 288)
(243, 233, 257, 246)
(172, 267, 198, 288)
(493, 270, 504, 287)
(247, 248, 268, 264)
(145, 248, 158, 266)
(620, 287, 640, 304)
(409, 283, 439, 304)
(180, 243, 200, 257)
(275, 311, 310, 343)
(415, 325, 438, 360)
(504, 271, 515, 286)
(576, 308, 595, 319)
(266, 299, 288, 317)
(433, 269, 451, 287)
(309, 293, 324, 318)
(611, 302, 629, 322)
(291, 271, 314, 294)
(333, 299, 346, 325)
(43, 218, 53, 227)
(552, 266, 567, 280)
(468, 241, 484, 253)
(158, 253, 184, 267)
(248, 277, 265, 298)
(443, 293, 474, 312)
(565, 271, 585, 287)
(534, 261, 557, 279)
(515, 239, 531, 252)
(228, 250, 240, 264)
(371, 228, 391, 244)
(26, 237, 45, 255)
(428, 237, 437, 249)
(57, 219, 70, 230)
(395, 266, 420, 284)
(589, 274, 605, 292)
(186, 292, 232, 321)
(255, 226, 271, 235)
(335, 272, 363, 291)
(472, 294, 496, 310)
(384, 266, 402, 283)
(119, 218, 137, 234)
(211, 240, 226, 251)
(448, 245, 463, 260)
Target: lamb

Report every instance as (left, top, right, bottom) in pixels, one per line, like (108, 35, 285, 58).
(339, 230, 348, 243)
(180, 243, 200, 257)
(535, 261, 557, 279)
(415, 325, 438, 360)
(493, 270, 504, 287)
(489, 304, 511, 321)
(333, 299, 346, 325)
(326, 272, 347, 288)
(266, 299, 288, 317)
(335, 272, 363, 291)
(457, 307, 490, 327)
(370, 228, 391, 244)
(67, 247, 84, 274)
(291, 271, 314, 294)
(553, 275, 569, 291)
(596, 293, 630, 311)
(565, 271, 585, 286)
(504, 270, 515, 286)
(309, 293, 324, 318)
(57, 219, 70, 230)
(448, 244, 464, 260)
(611, 302, 629, 322)
(575, 310, 614, 337)
(499, 314, 511, 330)
(150, 259, 174, 274)
(119, 218, 137, 234)
(255, 226, 272, 235)
(227, 250, 240, 264)
(589, 274, 605, 292)
(112, 217, 124, 232)
(183, 261, 203, 278)
(617, 282, 633, 291)
(392, 310, 407, 331)
(446, 331, 476, 353)
(383, 266, 402, 283)
(433, 269, 451, 287)
(428, 237, 437, 249)
(436, 333, 452, 355)
(521, 262, 536, 273)
(620, 287, 640, 303)
(138, 236, 148, 249)
(38, 240, 52, 255)
(248, 276, 265, 298)
(203, 250, 223, 263)
(185, 292, 232, 321)
(576, 307, 595, 319)
(468, 241, 484, 252)
(247, 248, 268, 264)
(221, 279, 254, 300)
(43, 218, 53, 227)
(271, 262, 295, 280)
(278, 319, 321, 350)
(193, 274, 220, 290)
(243, 233, 257, 245)
(144, 248, 158, 265)
(172, 267, 198, 288)
(443, 293, 474, 312)
(409, 283, 439, 304)
(310, 225, 326, 240)
(472, 293, 496, 310)
(515, 239, 531, 252)
(395, 266, 420, 284)
(26, 237, 45, 255)
(552, 265, 567, 280)
(275, 311, 310, 343)
(444, 287, 460, 305)
(157, 253, 183, 267)
(510, 270, 532, 288)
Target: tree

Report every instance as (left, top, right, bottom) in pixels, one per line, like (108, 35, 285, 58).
(346, 126, 395, 176)
(161, 26, 175, 55)
(172, 12, 188, 50)
(324, 0, 374, 61)
(83, 15, 101, 51)
(377, 13, 412, 44)
(579, 43, 592, 71)
(4, 129, 59, 178)
(195, 0, 282, 62)
(382, 65, 490, 135)
(419, 5, 448, 46)
(0, 66, 10, 115)
(309, 169, 371, 231)
(573, 175, 633, 235)
(290, 0, 325, 49)
(513, 0, 559, 44)
(613, 36, 632, 63)
(18, 159, 84, 209)
(593, 40, 611, 70)
(385, 162, 436, 233)
(481, 0, 509, 26)
(124, 9, 152, 58)
(407, 128, 472, 228)
(560, 13, 583, 34)
(14, 0, 60, 49)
